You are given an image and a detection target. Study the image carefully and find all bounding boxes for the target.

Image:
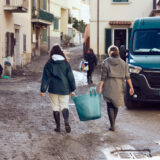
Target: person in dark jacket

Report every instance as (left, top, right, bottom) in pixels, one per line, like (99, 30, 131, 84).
(40, 44, 76, 133)
(85, 48, 97, 84)
(0, 64, 3, 78)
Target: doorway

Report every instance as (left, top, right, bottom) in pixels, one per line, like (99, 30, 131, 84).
(114, 29, 127, 49)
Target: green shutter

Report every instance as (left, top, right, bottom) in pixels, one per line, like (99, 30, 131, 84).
(23, 34, 26, 52)
(128, 28, 132, 49)
(105, 29, 112, 55)
(42, 29, 47, 42)
(54, 18, 59, 30)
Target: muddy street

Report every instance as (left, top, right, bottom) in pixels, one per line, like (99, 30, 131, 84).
(0, 46, 160, 160)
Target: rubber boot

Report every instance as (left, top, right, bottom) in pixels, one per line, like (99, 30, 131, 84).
(90, 75, 93, 84)
(53, 111, 60, 132)
(114, 107, 118, 121)
(107, 107, 115, 131)
(62, 109, 71, 133)
(87, 76, 92, 84)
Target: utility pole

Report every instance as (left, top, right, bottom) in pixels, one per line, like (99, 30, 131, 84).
(97, 0, 99, 58)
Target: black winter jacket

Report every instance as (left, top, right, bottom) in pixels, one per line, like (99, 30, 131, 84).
(85, 53, 97, 71)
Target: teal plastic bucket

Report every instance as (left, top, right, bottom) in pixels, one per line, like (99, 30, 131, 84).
(72, 87, 101, 121)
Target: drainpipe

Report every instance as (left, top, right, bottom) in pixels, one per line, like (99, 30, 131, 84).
(97, 0, 100, 58)
(48, 0, 50, 51)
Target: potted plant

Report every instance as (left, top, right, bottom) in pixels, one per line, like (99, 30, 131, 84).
(64, 35, 72, 46)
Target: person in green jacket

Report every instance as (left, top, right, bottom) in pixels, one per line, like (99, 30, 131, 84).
(40, 44, 76, 133)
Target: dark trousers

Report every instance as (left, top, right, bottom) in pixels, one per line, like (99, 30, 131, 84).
(87, 68, 94, 84)
(107, 102, 118, 130)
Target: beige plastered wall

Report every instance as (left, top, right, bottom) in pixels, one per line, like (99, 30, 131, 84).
(13, 0, 31, 67)
(61, 8, 68, 35)
(50, 1, 61, 39)
(90, 0, 153, 56)
(0, 0, 31, 67)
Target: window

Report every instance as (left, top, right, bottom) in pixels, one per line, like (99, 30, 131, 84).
(43, 0, 47, 10)
(54, 18, 59, 30)
(112, 0, 129, 2)
(133, 29, 160, 54)
(33, 0, 37, 8)
(23, 34, 26, 52)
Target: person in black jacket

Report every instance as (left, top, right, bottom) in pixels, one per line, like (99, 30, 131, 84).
(0, 64, 3, 78)
(85, 48, 97, 84)
(40, 44, 76, 133)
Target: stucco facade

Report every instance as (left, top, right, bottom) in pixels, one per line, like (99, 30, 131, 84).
(31, 0, 54, 56)
(49, 0, 69, 48)
(49, 0, 89, 48)
(0, 0, 31, 70)
(90, 0, 153, 57)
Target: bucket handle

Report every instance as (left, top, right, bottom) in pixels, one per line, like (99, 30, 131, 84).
(90, 87, 97, 96)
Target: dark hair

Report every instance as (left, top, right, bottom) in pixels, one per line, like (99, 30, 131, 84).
(108, 45, 119, 57)
(49, 44, 68, 62)
(88, 48, 94, 53)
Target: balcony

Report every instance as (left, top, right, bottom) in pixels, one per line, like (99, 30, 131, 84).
(4, 0, 28, 13)
(32, 8, 54, 26)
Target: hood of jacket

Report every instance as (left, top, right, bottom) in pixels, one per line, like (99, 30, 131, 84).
(106, 56, 126, 78)
(52, 55, 65, 61)
(107, 56, 121, 65)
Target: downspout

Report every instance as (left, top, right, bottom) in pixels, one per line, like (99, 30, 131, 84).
(48, 0, 50, 51)
(97, 0, 99, 58)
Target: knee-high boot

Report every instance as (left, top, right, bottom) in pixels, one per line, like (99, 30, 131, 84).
(107, 107, 115, 131)
(53, 111, 60, 132)
(62, 109, 71, 133)
(114, 107, 118, 121)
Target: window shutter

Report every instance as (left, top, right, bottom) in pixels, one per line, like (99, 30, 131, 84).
(42, 29, 47, 42)
(105, 29, 112, 55)
(54, 18, 59, 30)
(10, 33, 14, 56)
(23, 34, 26, 52)
(128, 28, 132, 49)
(5, 32, 10, 57)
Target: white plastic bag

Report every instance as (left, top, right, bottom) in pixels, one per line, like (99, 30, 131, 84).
(79, 60, 89, 71)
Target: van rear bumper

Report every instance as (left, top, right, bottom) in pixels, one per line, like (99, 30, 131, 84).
(127, 73, 160, 102)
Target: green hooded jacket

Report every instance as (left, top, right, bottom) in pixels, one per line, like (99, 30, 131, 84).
(41, 55, 76, 95)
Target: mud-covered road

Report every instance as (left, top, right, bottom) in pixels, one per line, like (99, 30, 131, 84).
(0, 46, 160, 160)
